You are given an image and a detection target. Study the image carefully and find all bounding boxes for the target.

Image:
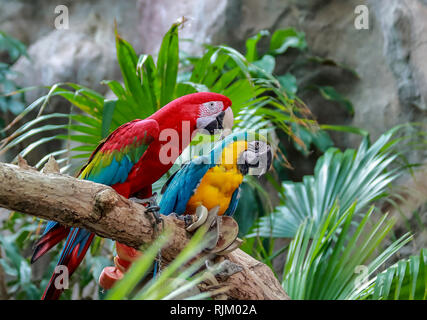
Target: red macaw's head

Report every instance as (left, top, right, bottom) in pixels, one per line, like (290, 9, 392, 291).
(150, 92, 234, 135)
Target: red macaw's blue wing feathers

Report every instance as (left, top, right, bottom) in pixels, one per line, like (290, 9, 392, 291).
(32, 119, 159, 300)
(78, 119, 159, 187)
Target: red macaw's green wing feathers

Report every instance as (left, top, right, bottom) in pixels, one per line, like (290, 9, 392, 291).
(78, 119, 159, 188)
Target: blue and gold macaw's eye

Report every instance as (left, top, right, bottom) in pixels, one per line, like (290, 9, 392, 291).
(237, 140, 272, 176)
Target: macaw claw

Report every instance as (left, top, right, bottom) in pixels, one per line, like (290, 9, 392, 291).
(185, 205, 209, 232)
(146, 205, 162, 224)
(185, 205, 242, 255)
(215, 237, 243, 255)
(131, 193, 162, 224)
(170, 212, 195, 227)
(129, 192, 158, 207)
(210, 216, 239, 254)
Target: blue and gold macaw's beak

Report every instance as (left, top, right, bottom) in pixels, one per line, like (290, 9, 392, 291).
(237, 140, 272, 176)
(197, 107, 234, 135)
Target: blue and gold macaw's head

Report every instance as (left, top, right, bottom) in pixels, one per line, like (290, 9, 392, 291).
(209, 131, 272, 176)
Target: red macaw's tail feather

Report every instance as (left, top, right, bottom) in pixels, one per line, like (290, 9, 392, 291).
(41, 228, 95, 300)
(31, 223, 70, 264)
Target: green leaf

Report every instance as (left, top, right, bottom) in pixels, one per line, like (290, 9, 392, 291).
(245, 30, 270, 62)
(0, 31, 28, 62)
(137, 54, 158, 112)
(269, 28, 307, 55)
(252, 54, 275, 75)
(115, 29, 146, 117)
(101, 99, 116, 138)
(277, 73, 297, 96)
(101, 80, 127, 101)
(233, 183, 260, 237)
(316, 86, 354, 116)
(253, 129, 403, 238)
(156, 23, 180, 107)
(366, 249, 427, 300)
(282, 203, 411, 299)
(320, 124, 370, 137)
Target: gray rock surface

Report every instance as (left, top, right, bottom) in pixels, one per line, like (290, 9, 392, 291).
(3, 0, 426, 147)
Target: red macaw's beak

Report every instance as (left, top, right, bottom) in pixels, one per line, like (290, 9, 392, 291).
(196, 106, 234, 136)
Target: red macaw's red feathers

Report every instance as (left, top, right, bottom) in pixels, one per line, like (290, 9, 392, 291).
(32, 92, 233, 300)
(31, 224, 70, 264)
(41, 229, 95, 300)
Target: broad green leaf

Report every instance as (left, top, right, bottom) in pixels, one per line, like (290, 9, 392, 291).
(156, 23, 179, 107)
(252, 54, 276, 75)
(101, 99, 117, 138)
(115, 29, 146, 117)
(277, 73, 297, 96)
(269, 28, 307, 55)
(245, 30, 270, 62)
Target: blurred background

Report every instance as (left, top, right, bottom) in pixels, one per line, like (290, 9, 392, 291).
(0, 0, 426, 300)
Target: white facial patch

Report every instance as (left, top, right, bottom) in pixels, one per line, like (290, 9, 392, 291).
(199, 101, 224, 117)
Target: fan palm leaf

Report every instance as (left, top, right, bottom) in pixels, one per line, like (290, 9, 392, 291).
(252, 127, 404, 238)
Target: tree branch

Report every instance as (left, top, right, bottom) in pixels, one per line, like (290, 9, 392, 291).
(0, 161, 289, 300)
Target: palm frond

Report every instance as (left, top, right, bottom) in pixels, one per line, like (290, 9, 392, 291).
(357, 249, 427, 300)
(252, 128, 404, 238)
(282, 201, 412, 300)
(106, 228, 221, 300)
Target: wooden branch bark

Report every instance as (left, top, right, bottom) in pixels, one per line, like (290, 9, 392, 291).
(0, 161, 289, 300)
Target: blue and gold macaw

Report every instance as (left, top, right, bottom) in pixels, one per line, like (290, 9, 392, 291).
(159, 132, 272, 218)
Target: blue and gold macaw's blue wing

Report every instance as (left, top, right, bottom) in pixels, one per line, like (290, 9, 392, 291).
(159, 131, 263, 216)
(159, 156, 214, 215)
(223, 187, 241, 217)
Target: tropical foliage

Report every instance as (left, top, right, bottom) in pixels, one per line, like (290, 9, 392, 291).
(281, 203, 411, 299)
(106, 228, 224, 300)
(253, 127, 402, 238)
(363, 248, 427, 300)
(0, 22, 425, 300)
(0, 31, 28, 135)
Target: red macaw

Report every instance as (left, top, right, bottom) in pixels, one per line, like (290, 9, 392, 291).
(31, 92, 233, 299)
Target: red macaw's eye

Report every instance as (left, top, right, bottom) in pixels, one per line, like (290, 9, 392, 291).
(199, 101, 224, 117)
(196, 99, 233, 134)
